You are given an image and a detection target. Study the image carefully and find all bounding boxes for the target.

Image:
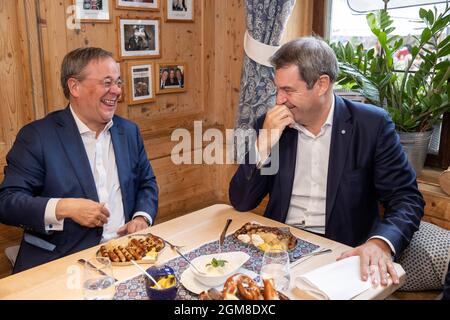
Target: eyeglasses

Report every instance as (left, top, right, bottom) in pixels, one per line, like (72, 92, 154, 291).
(76, 77, 124, 89)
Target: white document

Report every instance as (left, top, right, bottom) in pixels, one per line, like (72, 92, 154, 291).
(294, 256, 372, 300)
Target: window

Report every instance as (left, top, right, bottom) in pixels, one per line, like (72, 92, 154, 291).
(326, 0, 450, 169)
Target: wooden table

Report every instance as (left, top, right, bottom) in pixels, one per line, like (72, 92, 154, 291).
(0, 204, 405, 300)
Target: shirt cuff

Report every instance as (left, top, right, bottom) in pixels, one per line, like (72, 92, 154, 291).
(254, 140, 271, 169)
(44, 198, 64, 232)
(369, 236, 396, 256)
(132, 212, 153, 226)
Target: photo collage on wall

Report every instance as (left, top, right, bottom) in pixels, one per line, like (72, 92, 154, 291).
(74, 0, 194, 105)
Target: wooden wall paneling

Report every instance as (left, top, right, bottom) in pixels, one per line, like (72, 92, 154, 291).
(152, 153, 216, 224)
(18, 0, 47, 120)
(210, 0, 230, 203)
(0, 0, 34, 169)
(212, 0, 246, 203)
(312, 0, 327, 37)
(0, 0, 36, 279)
(38, 0, 69, 112)
(222, 0, 246, 203)
(142, 123, 217, 160)
(202, 0, 216, 125)
(281, 0, 314, 44)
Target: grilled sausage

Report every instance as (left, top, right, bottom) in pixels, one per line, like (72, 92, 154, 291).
(126, 245, 142, 260)
(99, 246, 109, 258)
(107, 249, 120, 263)
(119, 246, 134, 261)
(113, 247, 127, 262)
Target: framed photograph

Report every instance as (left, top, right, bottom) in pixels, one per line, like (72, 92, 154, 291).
(118, 17, 161, 59)
(126, 61, 156, 105)
(117, 61, 125, 102)
(156, 62, 186, 94)
(116, 0, 159, 11)
(73, 0, 111, 22)
(165, 0, 194, 22)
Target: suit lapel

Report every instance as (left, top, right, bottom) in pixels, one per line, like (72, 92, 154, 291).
(54, 107, 99, 201)
(110, 121, 130, 219)
(326, 96, 353, 226)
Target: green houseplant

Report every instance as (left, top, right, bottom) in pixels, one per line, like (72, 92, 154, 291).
(331, 4, 450, 175)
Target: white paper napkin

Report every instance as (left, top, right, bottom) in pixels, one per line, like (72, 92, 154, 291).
(294, 256, 371, 300)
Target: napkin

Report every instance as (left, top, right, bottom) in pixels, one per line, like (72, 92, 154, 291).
(294, 256, 371, 300)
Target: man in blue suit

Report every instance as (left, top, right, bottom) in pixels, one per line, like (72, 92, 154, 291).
(229, 37, 424, 286)
(0, 47, 158, 273)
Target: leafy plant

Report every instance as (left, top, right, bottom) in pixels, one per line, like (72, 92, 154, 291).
(206, 258, 228, 268)
(331, 4, 450, 132)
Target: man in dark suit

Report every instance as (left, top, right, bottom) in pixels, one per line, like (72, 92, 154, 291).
(0, 47, 159, 273)
(229, 37, 424, 286)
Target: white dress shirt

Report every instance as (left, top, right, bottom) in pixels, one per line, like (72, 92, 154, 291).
(44, 106, 152, 242)
(284, 99, 335, 234)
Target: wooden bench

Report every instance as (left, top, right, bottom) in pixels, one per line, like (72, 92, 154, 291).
(391, 168, 450, 300)
(0, 224, 22, 278)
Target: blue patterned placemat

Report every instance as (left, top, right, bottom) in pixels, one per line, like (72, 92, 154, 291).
(114, 234, 319, 300)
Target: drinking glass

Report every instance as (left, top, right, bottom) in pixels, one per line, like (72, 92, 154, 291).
(82, 257, 116, 300)
(260, 248, 291, 292)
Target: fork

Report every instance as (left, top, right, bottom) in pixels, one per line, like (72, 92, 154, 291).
(160, 238, 185, 251)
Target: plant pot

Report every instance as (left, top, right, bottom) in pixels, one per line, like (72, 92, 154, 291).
(398, 131, 433, 177)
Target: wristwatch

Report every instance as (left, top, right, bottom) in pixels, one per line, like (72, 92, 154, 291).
(133, 215, 151, 227)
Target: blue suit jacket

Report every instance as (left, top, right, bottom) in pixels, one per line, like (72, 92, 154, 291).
(0, 107, 158, 273)
(229, 96, 424, 257)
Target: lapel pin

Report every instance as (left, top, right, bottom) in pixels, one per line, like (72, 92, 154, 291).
(341, 129, 346, 135)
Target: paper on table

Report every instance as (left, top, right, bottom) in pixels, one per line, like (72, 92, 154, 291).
(294, 256, 371, 300)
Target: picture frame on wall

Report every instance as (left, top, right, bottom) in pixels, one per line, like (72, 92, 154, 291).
(165, 0, 194, 22)
(118, 17, 161, 59)
(116, 0, 159, 11)
(117, 61, 125, 102)
(126, 61, 156, 105)
(73, 0, 111, 22)
(156, 62, 186, 94)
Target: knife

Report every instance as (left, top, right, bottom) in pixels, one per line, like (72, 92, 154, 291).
(77, 258, 119, 282)
(219, 218, 232, 252)
(291, 248, 333, 267)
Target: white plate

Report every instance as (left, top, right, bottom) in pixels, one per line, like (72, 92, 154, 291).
(190, 251, 250, 287)
(180, 267, 259, 295)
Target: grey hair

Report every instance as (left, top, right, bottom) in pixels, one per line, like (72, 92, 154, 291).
(60, 47, 113, 99)
(269, 36, 338, 89)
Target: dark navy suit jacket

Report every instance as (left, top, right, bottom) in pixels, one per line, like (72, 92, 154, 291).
(229, 95, 424, 257)
(0, 107, 158, 273)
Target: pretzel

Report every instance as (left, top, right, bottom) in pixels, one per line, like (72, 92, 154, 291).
(222, 273, 261, 300)
(263, 278, 279, 300)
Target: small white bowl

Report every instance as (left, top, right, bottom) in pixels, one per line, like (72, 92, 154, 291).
(190, 251, 250, 287)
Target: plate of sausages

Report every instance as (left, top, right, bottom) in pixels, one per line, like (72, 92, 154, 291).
(97, 234, 165, 265)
